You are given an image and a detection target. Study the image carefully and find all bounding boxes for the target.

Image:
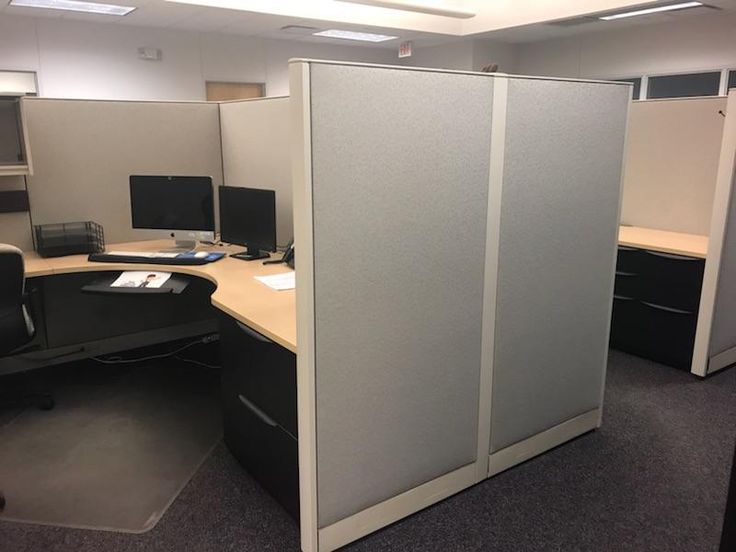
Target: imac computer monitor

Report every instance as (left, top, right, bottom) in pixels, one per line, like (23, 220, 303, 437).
(219, 186, 276, 261)
(129, 175, 215, 250)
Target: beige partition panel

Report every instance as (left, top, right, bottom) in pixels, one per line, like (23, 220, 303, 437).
(23, 98, 222, 244)
(219, 97, 292, 246)
(621, 97, 726, 236)
(693, 90, 736, 376)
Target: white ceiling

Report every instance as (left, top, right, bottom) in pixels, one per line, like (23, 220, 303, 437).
(0, 0, 734, 47)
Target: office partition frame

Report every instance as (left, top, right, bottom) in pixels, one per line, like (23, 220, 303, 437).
(290, 60, 626, 552)
(692, 90, 736, 377)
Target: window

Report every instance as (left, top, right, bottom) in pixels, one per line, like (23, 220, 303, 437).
(648, 72, 720, 99)
(615, 78, 641, 100)
(728, 69, 736, 92)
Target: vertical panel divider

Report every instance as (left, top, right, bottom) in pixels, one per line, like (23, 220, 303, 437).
(290, 61, 319, 552)
(692, 91, 736, 376)
(477, 74, 507, 480)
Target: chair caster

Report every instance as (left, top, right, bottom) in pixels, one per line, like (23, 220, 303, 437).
(38, 396, 55, 411)
(0, 491, 5, 511)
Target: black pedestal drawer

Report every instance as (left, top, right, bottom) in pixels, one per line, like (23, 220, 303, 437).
(610, 246, 704, 370)
(219, 313, 299, 519)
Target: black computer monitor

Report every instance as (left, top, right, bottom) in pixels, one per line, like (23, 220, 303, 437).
(219, 186, 276, 261)
(129, 175, 215, 250)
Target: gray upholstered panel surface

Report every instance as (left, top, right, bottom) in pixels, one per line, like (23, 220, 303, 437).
(710, 166, 736, 358)
(490, 78, 629, 453)
(24, 99, 222, 244)
(309, 63, 493, 527)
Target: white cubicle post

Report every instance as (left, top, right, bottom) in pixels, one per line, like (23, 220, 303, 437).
(291, 60, 630, 552)
(693, 90, 736, 376)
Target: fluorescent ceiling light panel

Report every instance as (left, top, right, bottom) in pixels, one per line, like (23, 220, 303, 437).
(9, 0, 136, 15)
(599, 1, 702, 20)
(336, 0, 475, 19)
(313, 29, 398, 42)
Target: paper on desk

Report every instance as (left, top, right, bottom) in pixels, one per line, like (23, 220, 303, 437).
(255, 271, 295, 291)
(111, 271, 172, 289)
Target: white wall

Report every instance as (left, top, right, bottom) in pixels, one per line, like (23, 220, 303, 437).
(515, 11, 736, 80)
(0, 14, 396, 101)
(399, 39, 517, 73)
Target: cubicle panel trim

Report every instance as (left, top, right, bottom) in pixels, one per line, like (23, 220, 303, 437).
(288, 59, 632, 87)
(692, 91, 736, 377)
(318, 463, 477, 552)
(217, 95, 289, 104)
(290, 61, 319, 552)
(476, 75, 507, 480)
(487, 408, 600, 478)
(599, 88, 634, 420)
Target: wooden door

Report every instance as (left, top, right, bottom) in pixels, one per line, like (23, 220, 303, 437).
(206, 81, 265, 101)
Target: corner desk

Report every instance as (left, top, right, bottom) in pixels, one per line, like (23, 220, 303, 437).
(13, 239, 300, 519)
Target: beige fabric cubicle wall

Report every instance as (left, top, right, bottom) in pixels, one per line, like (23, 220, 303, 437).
(291, 60, 630, 552)
(621, 96, 726, 236)
(21, 98, 223, 245)
(219, 97, 292, 246)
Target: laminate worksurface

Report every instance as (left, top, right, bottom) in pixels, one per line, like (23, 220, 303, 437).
(22, 240, 297, 353)
(618, 226, 708, 259)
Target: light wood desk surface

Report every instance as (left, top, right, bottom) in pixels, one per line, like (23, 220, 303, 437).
(22, 240, 297, 353)
(618, 226, 709, 259)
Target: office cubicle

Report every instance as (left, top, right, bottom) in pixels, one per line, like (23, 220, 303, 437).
(291, 60, 630, 551)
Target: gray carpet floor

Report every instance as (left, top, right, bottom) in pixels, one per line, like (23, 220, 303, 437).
(1, 349, 734, 551)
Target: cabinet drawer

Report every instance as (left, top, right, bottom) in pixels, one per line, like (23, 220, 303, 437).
(640, 249, 705, 285)
(614, 271, 640, 298)
(610, 296, 643, 352)
(616, 246, 645, 274)
(223, 391, 299, 520)
(219, 315, 297, 437)
(638, 301, 698, 370)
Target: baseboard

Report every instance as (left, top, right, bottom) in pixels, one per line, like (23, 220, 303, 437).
(488, 408, 600, 477)
(317, 462, 478, 552)
(708, 345, 736, 375)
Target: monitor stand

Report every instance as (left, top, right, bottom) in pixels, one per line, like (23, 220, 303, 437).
(230, 244, 269, 261)
(159, 239, 197, 253)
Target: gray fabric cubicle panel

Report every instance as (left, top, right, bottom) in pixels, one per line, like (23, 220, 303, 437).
(708, 130, 736, 360)
(309, 63, 493, 527)
(24, 99, 223, 244)
(219, 97, 292, 246)
(490, 78, 629, 453)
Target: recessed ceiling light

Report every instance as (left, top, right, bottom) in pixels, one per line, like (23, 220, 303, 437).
(9, 0, 136, 16)
(313, 29, 399, 42)
(336, 0, 475, 19)
(599, 1, 702, 20)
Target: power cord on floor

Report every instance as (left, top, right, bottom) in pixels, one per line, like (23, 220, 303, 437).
(173, 355, 220, 370)
(91, 334, 219, 365)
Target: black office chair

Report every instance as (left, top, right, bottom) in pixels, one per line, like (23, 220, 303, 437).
(0, 244, 53, 409)
(0, 244, 55, 512)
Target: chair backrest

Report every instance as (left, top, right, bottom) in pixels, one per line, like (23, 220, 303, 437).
(0, 244, 25, 312)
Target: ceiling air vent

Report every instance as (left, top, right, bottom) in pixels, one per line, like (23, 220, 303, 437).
(281, 25, 321, 35)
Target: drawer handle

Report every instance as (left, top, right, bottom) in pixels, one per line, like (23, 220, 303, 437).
(236, 322, 273, 343)
(613, 294, 635, 301)
(238, 394, 278, 427)
(644, 250, 700, 262)
(641, 301, 693, 315)
(615, 271, 637, 277)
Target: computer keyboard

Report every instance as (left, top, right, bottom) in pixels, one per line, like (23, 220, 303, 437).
(88, 251, 223, 265)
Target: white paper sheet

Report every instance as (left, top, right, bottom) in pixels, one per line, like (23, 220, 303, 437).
(254, 271, 295, 291)
(111, 271, 172, 289)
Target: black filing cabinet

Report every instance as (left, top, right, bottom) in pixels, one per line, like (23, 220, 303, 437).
(610, 246, 705, 370)
(219, 313, 299, 519)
